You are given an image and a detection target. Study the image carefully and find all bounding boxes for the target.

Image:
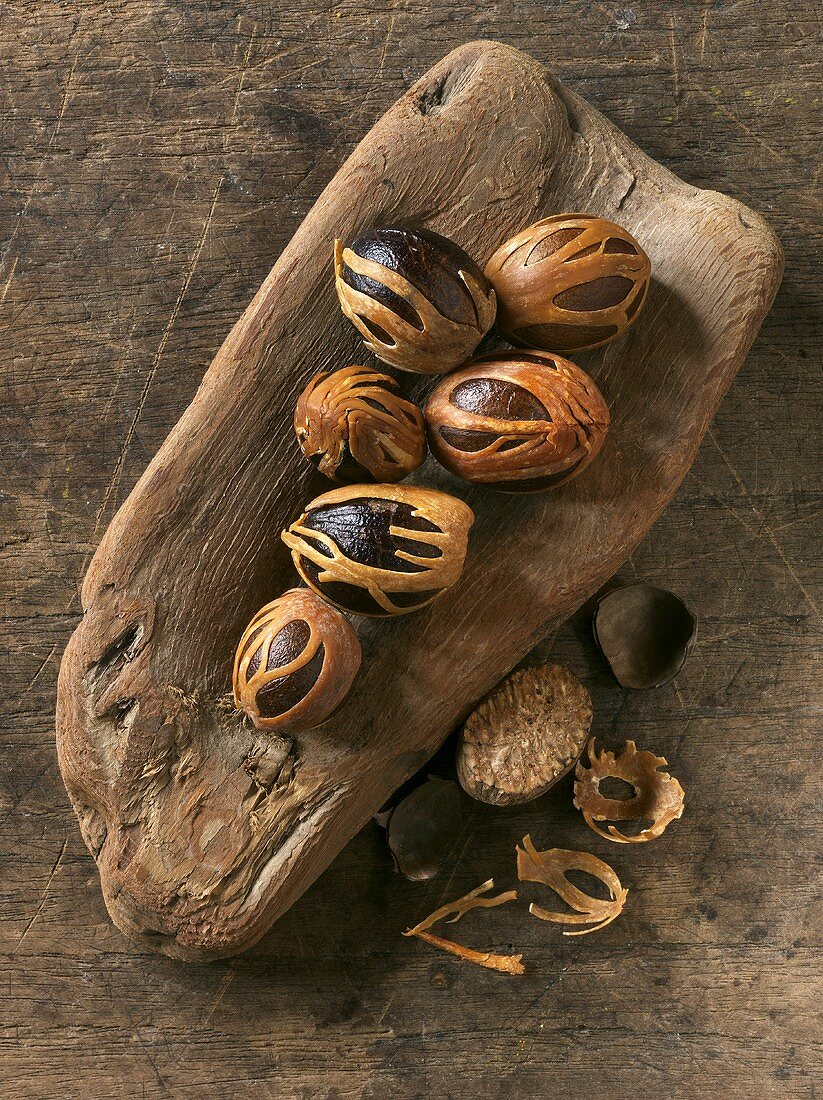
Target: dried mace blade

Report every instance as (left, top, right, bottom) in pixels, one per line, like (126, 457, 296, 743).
(593, 583, 697, 689)
(403, 879, 524, 975)
(294, 365, 426, 484)
(380, 776, 462, 881)
(516, 835, 627, 936)
(457, 664, 593, 805)
(574, 739, 685, 844)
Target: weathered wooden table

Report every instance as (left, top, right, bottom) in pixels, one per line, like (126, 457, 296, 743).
(1, 3, 819, 1097)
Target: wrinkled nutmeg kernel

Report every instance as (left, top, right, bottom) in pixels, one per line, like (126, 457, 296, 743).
(593, 583, 697, 689)
(294, 365, 426, 484)
(281, 482, 474, 617)
(485, 213, 651, 352)
(424, 349, 610, 493)
(334, 226, 496, 375)
(456, 664, 593, 805)
(232, 588, 361, 732)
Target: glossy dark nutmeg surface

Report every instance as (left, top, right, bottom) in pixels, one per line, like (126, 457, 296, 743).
(281, 483, 474, 616)
(334, 226, 496, 375)
(294, 365, 425, 484)
(232, 588, 361, 732)
(425, 350, 610, 493)
(485, 213, 651, 352)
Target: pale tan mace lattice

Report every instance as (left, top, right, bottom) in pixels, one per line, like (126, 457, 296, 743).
(516, 834, 628, 936)
(334, 240, 497, 375)
(282, 484, 474, 616)
(294, 365, 425, 482)
(485, 213, 651, 350)
(403, 879, 524, 975)
(574, 739, 686, 843)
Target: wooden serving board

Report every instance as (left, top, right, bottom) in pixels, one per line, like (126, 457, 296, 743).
(55, 41, 782, 961)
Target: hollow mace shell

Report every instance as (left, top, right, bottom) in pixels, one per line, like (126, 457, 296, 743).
(593, 583, 697, 689)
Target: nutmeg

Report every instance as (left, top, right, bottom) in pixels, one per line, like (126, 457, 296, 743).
(281, 483, 474, 616)
(484, 213, 651, 351)
(425, 350, 609, 493)
(334, 226, 496, 375)
(294, 365, 426, 484)
(233, 588, 361, 732)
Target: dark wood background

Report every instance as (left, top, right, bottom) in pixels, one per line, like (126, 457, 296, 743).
(1, 2, 819, 1097)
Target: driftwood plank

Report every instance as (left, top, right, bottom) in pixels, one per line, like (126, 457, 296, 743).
(55, 40, 782, 960)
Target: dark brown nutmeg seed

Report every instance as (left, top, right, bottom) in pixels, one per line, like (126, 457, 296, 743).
(424, 349, 610, 493)
(281, 483, 474, 616)
(376, 776, 462, 881)
(484, 213, 651, 351)
(294, 365, 426, 484)
(232, 588, 361, 732)
(334, 226, 496, 375)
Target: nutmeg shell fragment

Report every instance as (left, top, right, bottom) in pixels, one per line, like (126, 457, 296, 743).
(485, 213, 651, 352)
(425, 350, 610, 493)
(281, 483, 474, 616)
(334, 226, 496, 375)
(593, 583, 697, 689)
(379, 776, 461, 881)
(294, 364, 426, 484)
(457, 664, 593, 805)
(233, 588, 361, 732)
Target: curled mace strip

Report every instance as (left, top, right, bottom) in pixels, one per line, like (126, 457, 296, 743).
(334, 242, 496, 372)
(516, 835, 628, 936)
(574, 739, 685, 844)
(282, 523, 463, 615)
(439, 412, 586, 473)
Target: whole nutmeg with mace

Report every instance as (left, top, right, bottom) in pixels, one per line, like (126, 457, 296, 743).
(281, 482, 474, 616)
(425, 349, 610, 492)
(233, 588, 361, 732)
(485, 213, 651, 352)
(294, 365, 426, 484)
(334, 226, 496, 374)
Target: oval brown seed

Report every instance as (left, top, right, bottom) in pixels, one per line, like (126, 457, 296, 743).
(232, 589, 361, 733)
(485, 213, 651, 352)
(425, 349, 610, 493)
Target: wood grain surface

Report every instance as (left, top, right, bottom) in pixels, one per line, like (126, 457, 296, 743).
(54, 36, 782, 962)
(1, 2, 820, 1098)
